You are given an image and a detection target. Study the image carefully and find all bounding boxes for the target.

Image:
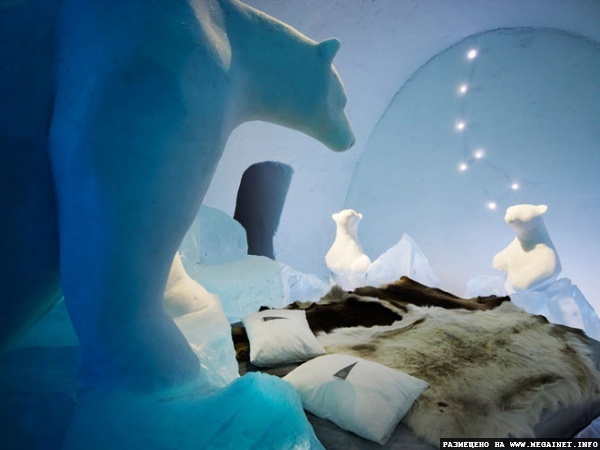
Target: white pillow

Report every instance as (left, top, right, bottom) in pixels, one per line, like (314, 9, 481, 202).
(283, 354, 428, 445)
(242, 309, 326, 367)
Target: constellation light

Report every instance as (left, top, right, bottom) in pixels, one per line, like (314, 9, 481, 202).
(455, 121, 466, 131)
(474, 149, 485, 159)
(511, 182, 520, 190)
(458, 84, 468, 95)
(467, 49, 478, 60)
(458, 162, 468, 172)
(487, 201, 497, 210)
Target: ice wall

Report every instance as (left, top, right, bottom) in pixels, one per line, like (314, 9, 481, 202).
(178, 206, 330, 322)
(346, 28, 600, 305)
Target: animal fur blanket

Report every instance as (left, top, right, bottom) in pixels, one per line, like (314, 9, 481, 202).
(316, 294, 600, 444)
(232, 277, 510, 361)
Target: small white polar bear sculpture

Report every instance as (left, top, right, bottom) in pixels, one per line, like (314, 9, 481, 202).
(325, 209, 442, 290)
(493, 204, 561, 293)
(325, 209, 372, 290)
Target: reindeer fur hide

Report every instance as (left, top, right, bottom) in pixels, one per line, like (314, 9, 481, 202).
(316, 293, 600, 445)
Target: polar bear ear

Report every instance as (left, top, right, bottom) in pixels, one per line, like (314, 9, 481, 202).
(318, 38, 341, 64)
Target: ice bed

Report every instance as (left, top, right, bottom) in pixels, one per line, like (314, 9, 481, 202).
(232, 277, 600, 448)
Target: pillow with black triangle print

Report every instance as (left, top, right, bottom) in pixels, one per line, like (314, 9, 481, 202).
(242, 309, 325, 367)
(284, 353, 428, 445)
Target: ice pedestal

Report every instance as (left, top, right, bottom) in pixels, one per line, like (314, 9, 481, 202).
(173, 298, 239, 387)
(511, 278, 600, 340)
(467, 276, 600, 340)
(182, 254, 285, 323)
(474, 204, 600, 339)
(464, 275, 507, 298)
(62, 372, 324, 450)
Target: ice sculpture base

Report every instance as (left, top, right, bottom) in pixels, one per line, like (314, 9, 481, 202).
(467, 276, 600, 340)
(62, 373, 324, 450)
(511, 278, 600, 340)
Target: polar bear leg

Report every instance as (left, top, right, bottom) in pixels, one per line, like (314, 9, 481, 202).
(53, 195, 202, 391)
(48, 67, 220, 393)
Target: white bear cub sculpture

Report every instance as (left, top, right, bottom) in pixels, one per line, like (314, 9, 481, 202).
(493, 204, 561, 293)
(325, 209, 372, 290)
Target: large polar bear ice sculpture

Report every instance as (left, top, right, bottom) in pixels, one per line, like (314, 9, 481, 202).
(0, 0, 354, 392)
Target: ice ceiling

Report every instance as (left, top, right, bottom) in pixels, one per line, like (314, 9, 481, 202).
(204, 0, 600, 309)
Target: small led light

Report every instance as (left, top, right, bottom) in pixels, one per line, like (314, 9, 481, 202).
(458, 162, 468, 172)
(458, 84, 468, 95)
(455, 121, 466, 131)
(487, 201, 497, 210)
(467, 49, 478, 60)
(474, 149, 485, 159)
(511, 182, 520, 190)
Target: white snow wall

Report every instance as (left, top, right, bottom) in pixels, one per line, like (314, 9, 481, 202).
(202, 1, 600, 308)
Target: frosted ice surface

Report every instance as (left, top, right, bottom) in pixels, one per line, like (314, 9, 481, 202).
(62, 372, 324, 450)
(164, 252, 220, 317)
(178, 207, 283, 321)
(511, 278, 600, 340)
(464, 275, 507, 298)
(468, 274, 600, 340)
(280, 262, 330, 304)
(183, 255, 285, 323)
(181, 205, 248, 266)
(180, 206, 331, 321)
(173, 298, 239, 387)
(180, 256, 331, 323)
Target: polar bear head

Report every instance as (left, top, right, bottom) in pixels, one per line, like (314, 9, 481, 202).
(223, 1, 355, 151)
(504, 204, 548, 236)
(332, 209, 363, 236)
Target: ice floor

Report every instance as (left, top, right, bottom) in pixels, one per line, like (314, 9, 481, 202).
(2, 343, 600, 450)
(0, 344, 327, 450)
(0, 299, 323, 450)
(3, 224, 600, 448)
